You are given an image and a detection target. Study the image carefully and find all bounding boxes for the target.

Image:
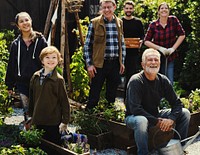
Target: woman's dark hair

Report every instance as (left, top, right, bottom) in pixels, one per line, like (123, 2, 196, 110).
(15, 12, 32, 25)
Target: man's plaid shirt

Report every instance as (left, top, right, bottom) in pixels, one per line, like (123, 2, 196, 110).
(84, 17, 126, 67)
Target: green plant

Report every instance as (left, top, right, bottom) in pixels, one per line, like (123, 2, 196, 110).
(72, 110, 109, 135)
(0, 30, 15, 119)
(70, 47, 90, 103)
(0, 145, 47, 155)
(70, 17, 90, 103)
(181, 89, 200, 113)
(93, 99, 126, 122)
(19, 126, 44, 146)
(0, 124, 21, 147)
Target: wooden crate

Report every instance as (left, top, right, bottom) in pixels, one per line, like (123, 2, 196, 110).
(124, 38, 140, 48)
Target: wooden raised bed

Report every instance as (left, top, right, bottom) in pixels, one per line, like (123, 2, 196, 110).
(188, 112, 200, 136)
(100, 112, 200, 154)
(41, 138, 90, 155)
(86, 131, 113, 150)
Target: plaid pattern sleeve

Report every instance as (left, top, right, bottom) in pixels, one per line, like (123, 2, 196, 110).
(83, 22, 94, 67)
(144, 16, 185, 48)
(121, 35, 126, 64)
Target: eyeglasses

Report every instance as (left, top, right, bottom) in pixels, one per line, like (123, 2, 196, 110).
(101, 6, 113, 10)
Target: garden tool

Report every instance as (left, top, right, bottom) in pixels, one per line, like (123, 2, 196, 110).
(153, 126, 200, 155)
(165, 56, 168, 76)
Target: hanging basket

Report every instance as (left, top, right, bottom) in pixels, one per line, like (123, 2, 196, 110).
(65, 0, 84, 13)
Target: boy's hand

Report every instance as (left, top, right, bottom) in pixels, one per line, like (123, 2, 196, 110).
(59, 123, 68, 133)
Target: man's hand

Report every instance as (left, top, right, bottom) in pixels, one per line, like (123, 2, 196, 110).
(87, 65, 97, 78)
(157, 118, 174, 132)
(119, 64, 125, 74)
(59, 123, 68, 133)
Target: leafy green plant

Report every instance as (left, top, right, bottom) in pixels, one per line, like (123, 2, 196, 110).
(0, 145, 47, 155)
(19, 126, 44, 146)
(0, 31, 15, 120)
(69, 17, 90, 103)
(181, 89, 200, 113)
(93, 99, 126, 122)
(70, 47, 90, 103)
(0, 124, 21, 147)
(72, 110, 109, 135)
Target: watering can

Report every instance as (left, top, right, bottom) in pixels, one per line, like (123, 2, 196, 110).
(153, 126, 200, 155)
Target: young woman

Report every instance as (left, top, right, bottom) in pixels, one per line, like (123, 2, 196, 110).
(144, 2, 185, 84)
(5, 12, 48, 121)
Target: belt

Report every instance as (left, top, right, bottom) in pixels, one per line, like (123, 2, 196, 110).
(104, 57, 118, 61)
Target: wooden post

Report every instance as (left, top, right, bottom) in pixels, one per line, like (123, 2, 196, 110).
(74, 12, 84, 47)
(43, 0, 57, 38)
(60, 0, 66, 71)
(65, 20, 73, 94)
(51, 23, 57, 45)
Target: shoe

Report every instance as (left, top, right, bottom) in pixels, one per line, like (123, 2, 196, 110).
(184, 150, 189, 154)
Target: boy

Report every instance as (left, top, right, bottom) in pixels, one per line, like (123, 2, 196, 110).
(28, 46, 70, 146)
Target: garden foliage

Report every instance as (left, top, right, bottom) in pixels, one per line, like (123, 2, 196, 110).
(0, 30, 15, 119)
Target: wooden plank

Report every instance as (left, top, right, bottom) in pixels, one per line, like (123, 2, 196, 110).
(41, 138, 90, 155)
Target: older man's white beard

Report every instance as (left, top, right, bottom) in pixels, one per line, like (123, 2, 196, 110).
(145, 66, 160, 74)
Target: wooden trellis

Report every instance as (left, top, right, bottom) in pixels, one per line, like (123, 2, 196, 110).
(43, 0, 84, 94)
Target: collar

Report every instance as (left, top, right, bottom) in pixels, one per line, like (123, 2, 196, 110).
(40, 68, 53, 78)
(103, 15, 115, 23)
(35, 68, 58, 81)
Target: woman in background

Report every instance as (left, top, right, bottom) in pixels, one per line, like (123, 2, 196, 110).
(144, 2, 185, 84)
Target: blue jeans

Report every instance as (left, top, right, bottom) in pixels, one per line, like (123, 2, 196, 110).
(125, 108, 190, 155)
(160, 60, 174, 84)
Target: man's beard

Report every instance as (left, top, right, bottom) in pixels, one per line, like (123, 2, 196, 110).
(125, 12, 132, 17)
(145, 66, 160, 74)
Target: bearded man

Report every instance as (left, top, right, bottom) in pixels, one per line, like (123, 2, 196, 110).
(125, 48, 190, 155)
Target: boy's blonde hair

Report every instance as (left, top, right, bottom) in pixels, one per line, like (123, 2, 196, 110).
(39, 46, 63, 64)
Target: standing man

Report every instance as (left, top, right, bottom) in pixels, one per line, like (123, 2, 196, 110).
(122, 0, 144, 90)
(83, 0, 126, 110)
(125, 48, 190, 155)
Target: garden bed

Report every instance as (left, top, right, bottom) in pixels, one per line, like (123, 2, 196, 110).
(41, 138, 90, 155)
(85, 131, 113, 150)
(99, 111, 200, 154)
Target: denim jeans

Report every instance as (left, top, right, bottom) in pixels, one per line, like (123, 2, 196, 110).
(125, 108, 190, 155)
(160, 60, 174, 84)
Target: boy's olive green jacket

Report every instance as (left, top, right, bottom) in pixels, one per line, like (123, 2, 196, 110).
(29, 68, 70, 125)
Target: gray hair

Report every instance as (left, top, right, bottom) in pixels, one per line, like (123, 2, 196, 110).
(142, 48, 160, 62)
